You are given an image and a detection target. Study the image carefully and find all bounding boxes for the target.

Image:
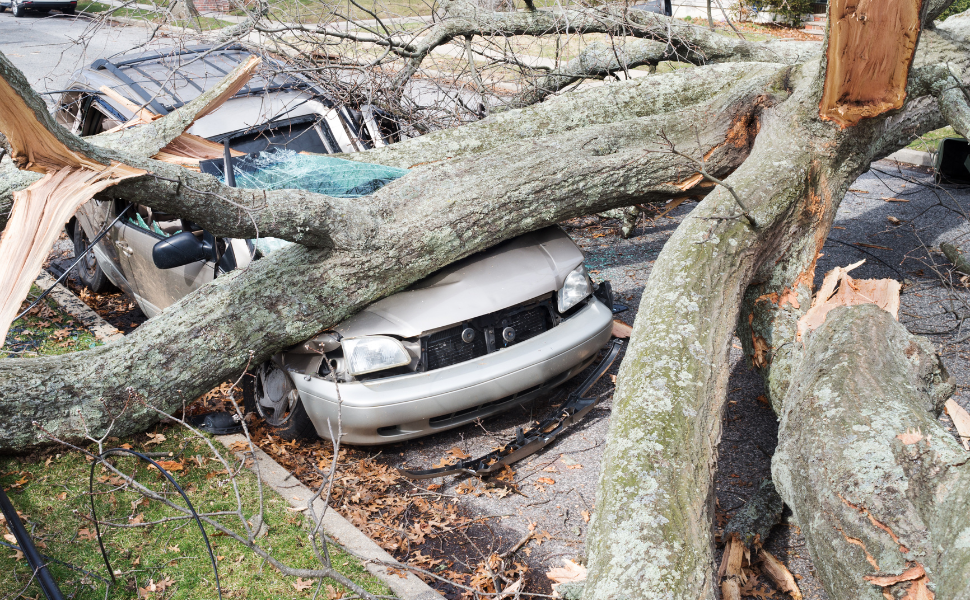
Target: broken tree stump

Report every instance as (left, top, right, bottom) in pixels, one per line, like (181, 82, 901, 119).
(772, 304, 970, 599)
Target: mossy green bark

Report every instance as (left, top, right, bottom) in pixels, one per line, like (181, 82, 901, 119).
(772, 305, 969, 600)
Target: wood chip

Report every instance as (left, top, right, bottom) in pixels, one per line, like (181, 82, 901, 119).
(611, 319, 633, 339)
(720, 578, 741, 600)
(945, 399, 970, 450)
(757, 546, 802, 600)
(717, 534, 748, 582)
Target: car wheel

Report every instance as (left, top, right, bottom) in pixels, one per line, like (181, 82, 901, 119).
(243, 362, 316, 440)
(72, 224, 114, 293)
(11, 1, 25, 16)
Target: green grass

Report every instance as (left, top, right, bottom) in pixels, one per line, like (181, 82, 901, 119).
(0, 424, 391, 599)
(1, 284, 99, 359)
(77, 0, 233, 28)
(907, 126, 962, 153)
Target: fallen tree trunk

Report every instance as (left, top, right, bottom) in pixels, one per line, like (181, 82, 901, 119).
(0, 55, 779, 450)
(772, 304, 970, 599)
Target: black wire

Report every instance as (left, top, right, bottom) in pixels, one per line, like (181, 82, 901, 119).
(89, 449, 222, 600)
(0, 485, 64, 600)
(14, 204, 133, 323)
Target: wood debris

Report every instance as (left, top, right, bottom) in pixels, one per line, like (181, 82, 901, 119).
(611, 319, 633, 339)
(0, 54, 261, 346)
(796, 260, 901, 340)
(757, 547, 802, 600)
(944, 399, 970, 450)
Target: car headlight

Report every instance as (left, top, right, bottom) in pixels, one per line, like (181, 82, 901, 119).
(557, 265, 592, 313)
(341, 336, 411, 376)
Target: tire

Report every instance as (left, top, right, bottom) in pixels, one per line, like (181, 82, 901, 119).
(72, 224, 114, 293)
(11, 1, 25, 16)
(242, 362, 317, 440)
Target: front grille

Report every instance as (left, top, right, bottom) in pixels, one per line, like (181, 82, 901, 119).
(422, 298, 557, 372)
(426, 326, 488, 371)
(504, 306, 549, 345)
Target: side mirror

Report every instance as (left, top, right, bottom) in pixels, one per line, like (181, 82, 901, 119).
(152, 231, 217, 269)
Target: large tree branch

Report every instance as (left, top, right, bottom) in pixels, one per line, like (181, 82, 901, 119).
(772, 305, 969, 600)
(0, 58, 782, 450)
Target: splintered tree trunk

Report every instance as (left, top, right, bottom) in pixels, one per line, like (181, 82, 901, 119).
(0, 55, 778, 449)
(582, 0, 970, 598)
(772, 304, 970, 600)
(0, 0, 969, 595)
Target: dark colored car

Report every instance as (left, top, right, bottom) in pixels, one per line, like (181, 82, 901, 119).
(0, 0, 76, 16)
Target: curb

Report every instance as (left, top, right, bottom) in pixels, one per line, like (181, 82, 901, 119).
(216, 434, 445, 600)
(34, 271, 123, 342)
(885, 148, 936, 167)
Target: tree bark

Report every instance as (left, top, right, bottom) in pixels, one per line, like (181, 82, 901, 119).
(1, 3, 970, 597)
(772, 304, 970, 599)
(0, 56, 779, 450)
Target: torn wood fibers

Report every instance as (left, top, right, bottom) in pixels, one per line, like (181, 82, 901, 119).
(0, 57, 260, 346)
(797, 260, 901, 340)
(819, 0, 924, 127)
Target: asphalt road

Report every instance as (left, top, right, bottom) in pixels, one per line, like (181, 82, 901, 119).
(0, 11, 189, 92)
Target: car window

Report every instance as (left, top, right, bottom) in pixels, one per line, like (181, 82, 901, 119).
(227, 120, 334, 155)
(127, 205, 184, 238)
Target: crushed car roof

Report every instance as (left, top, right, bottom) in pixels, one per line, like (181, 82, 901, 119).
(75, 45, 328, 116)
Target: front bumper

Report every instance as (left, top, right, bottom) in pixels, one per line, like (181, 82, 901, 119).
(293, 297, 614, 444)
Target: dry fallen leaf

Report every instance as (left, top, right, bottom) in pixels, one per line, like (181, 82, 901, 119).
(446, 447, 471, 460)
(292, 577, 315, 592)
(156, 460, 184, 472)
(536, 477, 556, 485)
(581, 510, 591, 523)
(897, 429, 924, 445)
(138, 576, 174, 598)
(144, 433, 167, 447)
(546, 559, 587, 585)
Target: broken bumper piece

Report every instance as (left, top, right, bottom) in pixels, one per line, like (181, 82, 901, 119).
(397, 337, 623, 479)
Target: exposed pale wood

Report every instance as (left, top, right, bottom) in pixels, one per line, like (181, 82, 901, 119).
(0, 69, 107, 173)
(945, 398, 970, 450)
(99, 85, 159, 126)
(0, 162, 144, 345)
(796, 261, 901, 339)
(720, 579, 741, 600)
(611, 319, 633, 339)
(757, 547, 802, 600)
(819, 0, 924, 127)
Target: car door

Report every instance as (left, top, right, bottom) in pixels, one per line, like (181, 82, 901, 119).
(119, 206, 215, 318)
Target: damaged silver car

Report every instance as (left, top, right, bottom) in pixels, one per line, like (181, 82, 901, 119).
(62, 45, 617, 446)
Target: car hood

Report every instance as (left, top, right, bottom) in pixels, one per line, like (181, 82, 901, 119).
(334, 226, 584, 339)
